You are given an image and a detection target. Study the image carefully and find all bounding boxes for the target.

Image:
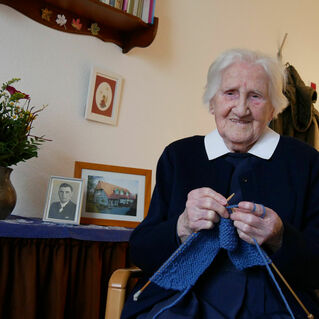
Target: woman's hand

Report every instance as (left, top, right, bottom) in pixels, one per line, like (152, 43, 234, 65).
(177, 188, 229, 242)
(230, 201, 284, 252)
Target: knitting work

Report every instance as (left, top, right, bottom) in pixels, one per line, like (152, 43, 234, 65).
(150, 218, 269, 291)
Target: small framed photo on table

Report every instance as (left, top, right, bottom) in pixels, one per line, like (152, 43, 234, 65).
(43, 176, 84, 225)
(74, 161, 152, 228)
(85, 67, 123, 126)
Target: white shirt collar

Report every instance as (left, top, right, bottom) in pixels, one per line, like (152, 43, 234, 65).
(60, 201, 69, 208)
(204, 126, 280, 160)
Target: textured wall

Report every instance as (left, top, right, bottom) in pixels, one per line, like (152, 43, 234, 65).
(0, 0, 318, 217)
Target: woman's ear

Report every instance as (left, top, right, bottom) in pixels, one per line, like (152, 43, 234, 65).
(268, 106, 275, 122)
(209, 99, 214, 114)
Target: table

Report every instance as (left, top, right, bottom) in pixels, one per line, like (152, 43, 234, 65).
(0, 215, 134, 319)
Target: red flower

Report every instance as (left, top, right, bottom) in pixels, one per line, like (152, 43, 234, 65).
(22, 93, 30, 99)
(6, 85, 17, 95)
(6, 85, 30, 99)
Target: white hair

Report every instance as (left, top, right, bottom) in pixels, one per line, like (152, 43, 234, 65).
(203, 49, 288, 117)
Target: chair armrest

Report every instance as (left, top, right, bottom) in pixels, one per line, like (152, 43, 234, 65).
(105, 267, 142, 319)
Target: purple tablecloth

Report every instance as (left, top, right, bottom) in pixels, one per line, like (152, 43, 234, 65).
(0, 214, 133, 242)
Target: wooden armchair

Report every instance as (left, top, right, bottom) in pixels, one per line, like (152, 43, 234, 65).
(105, 267, 142, 319)
(105, 268, 319, 319)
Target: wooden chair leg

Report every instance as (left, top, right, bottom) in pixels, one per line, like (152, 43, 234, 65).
(105, 268, 142, 319)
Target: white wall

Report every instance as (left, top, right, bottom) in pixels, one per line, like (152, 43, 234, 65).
(0, 0, 318, 218)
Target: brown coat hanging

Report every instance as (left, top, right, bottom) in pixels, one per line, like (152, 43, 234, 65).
(270, 64, 319, 150)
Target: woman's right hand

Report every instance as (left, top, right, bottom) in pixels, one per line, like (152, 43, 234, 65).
(177, 187, 230, 242)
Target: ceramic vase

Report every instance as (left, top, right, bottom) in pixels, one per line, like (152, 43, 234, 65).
(0, 166, 16, 219)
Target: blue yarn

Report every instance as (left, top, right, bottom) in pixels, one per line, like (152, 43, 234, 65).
(150, 217, 268, 290)
(226, 204, 239, 209)
(149, 230, 220, 290)
(151, 286, 191, 319)
(145, 205, 295, 319)
(226, 203, 266, 218)
(253, 238, 295, 319)
(261, 205, 266, 218)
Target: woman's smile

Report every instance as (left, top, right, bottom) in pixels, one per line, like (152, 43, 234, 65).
(229, 118, 251, 124)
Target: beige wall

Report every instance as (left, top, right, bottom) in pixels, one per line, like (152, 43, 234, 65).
(0, 0, 318, 218)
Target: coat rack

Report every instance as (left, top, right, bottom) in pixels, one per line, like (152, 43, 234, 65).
(277, 33, 288, 62)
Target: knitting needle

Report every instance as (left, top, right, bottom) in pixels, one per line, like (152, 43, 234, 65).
(226, 193, 235, 203)
(135, 190, 314, 317)
(133, 193, 235, 301)
(229, 198, 313, 318)
(133, 230, 198, 301)
(269, 263, 314, 319)
(133, 279, 150, 301)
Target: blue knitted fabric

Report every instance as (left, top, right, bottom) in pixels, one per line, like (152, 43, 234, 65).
(150, 218, 269, 291)
(150, 154, 269, 292)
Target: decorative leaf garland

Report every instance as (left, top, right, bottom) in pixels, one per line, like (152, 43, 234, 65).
(41, 7, 100, 36)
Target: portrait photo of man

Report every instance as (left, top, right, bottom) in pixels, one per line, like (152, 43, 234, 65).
(48, 183, 77, 220)
(44, 177, 83, 224)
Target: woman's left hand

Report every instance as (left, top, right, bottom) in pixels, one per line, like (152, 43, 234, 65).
(230, 201, 284, 252)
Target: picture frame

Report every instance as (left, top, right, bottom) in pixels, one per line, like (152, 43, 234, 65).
(85, 66, 123, 126)
(74, 161, 152, 228)
(43, 176, 84, 225)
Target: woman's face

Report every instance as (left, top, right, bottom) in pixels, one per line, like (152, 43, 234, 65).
(210, 61, 275, 153)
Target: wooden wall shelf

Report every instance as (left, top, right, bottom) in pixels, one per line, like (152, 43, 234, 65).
(0, 0, 158, 53)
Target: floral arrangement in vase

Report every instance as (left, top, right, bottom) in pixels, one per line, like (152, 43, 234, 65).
(0, 78, 49, 168)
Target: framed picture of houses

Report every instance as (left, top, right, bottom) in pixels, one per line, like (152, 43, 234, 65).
(74, 161, 152, 228)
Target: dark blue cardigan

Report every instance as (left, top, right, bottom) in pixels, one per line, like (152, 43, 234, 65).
(122, 135, 319, 318)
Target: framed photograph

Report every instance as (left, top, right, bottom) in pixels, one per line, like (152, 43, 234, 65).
(85, 66, 123, 126)
(43, 176, 84, 225)
(74, 161, 152, 228)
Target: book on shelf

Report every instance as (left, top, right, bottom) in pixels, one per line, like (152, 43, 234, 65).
(114, 0, 123, 9)
(122, 0, 129, 11)
(141, 0, 150, 23)
(133, 0, 139, 16)
(110, 0, 155, 24)
(127, 0, 135, 14)
(141, 0, 156, 24)
(137, 0, 144, 18)
(148, 0, 156, 24)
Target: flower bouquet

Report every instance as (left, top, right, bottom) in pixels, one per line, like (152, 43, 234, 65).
(0, 78, 48, 167)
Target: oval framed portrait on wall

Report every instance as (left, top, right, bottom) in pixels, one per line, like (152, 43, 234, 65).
(85, 66, 123, 126)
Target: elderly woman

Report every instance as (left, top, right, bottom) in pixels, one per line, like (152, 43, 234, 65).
(121, 49, 319, 319)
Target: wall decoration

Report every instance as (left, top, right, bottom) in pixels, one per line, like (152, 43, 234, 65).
(88, 22, 100, 35)
(41, 8, 53, 21)
(71, 18, 82, 30)
(56, 14, 67, 28)
(74, 161, 151, 228)
(43, 176, 84, 225)
(1, 1, 158, 53)
(85, 67, 123, 126)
